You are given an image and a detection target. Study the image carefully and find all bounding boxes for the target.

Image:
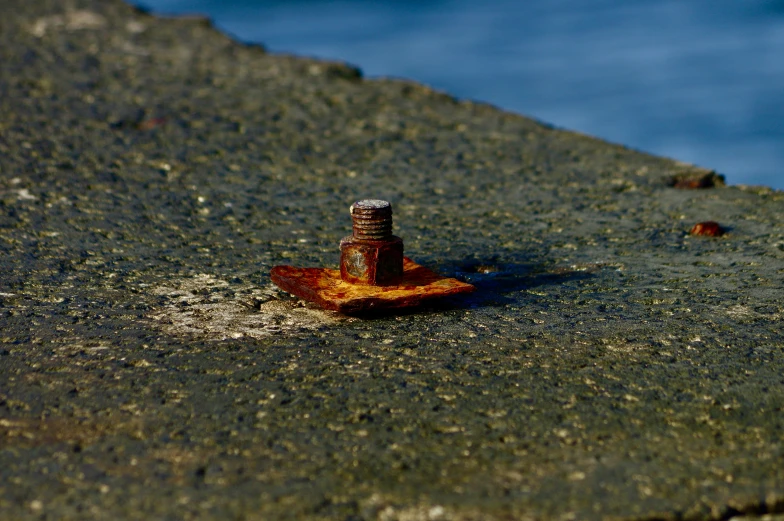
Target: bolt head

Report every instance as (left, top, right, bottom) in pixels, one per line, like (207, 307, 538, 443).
(340, 236, 403, 285)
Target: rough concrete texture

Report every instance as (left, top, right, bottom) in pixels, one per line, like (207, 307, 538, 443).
(1, 1, 783, 520)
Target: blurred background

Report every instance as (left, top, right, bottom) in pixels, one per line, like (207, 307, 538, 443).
(135, 0, 784, 189)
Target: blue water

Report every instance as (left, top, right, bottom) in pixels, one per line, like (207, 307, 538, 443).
(137, 0, 784, 189)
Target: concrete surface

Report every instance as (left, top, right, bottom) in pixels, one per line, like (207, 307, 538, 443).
(1, 1, 783, 520)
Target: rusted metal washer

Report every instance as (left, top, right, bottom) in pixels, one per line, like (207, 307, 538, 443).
(271, 257, 475, 314)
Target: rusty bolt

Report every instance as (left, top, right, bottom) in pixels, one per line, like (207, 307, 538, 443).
(270, 198, 475, 312)
(340, 199, 404, 285)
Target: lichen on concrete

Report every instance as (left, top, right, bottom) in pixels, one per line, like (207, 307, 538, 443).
(149, 274, 346, 339)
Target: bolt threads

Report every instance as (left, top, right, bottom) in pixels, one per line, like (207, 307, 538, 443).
(351, 199, 393, 240)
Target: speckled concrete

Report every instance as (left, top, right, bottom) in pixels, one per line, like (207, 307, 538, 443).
(1, 1, 783, 520)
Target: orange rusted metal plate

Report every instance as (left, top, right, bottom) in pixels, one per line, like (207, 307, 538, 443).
(270, 257, 475, 314)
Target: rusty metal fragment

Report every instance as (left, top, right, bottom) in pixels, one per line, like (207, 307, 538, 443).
(270, 257, 475, 314)
(690, 221, 725, 237)
(668, 171, 725, 189)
